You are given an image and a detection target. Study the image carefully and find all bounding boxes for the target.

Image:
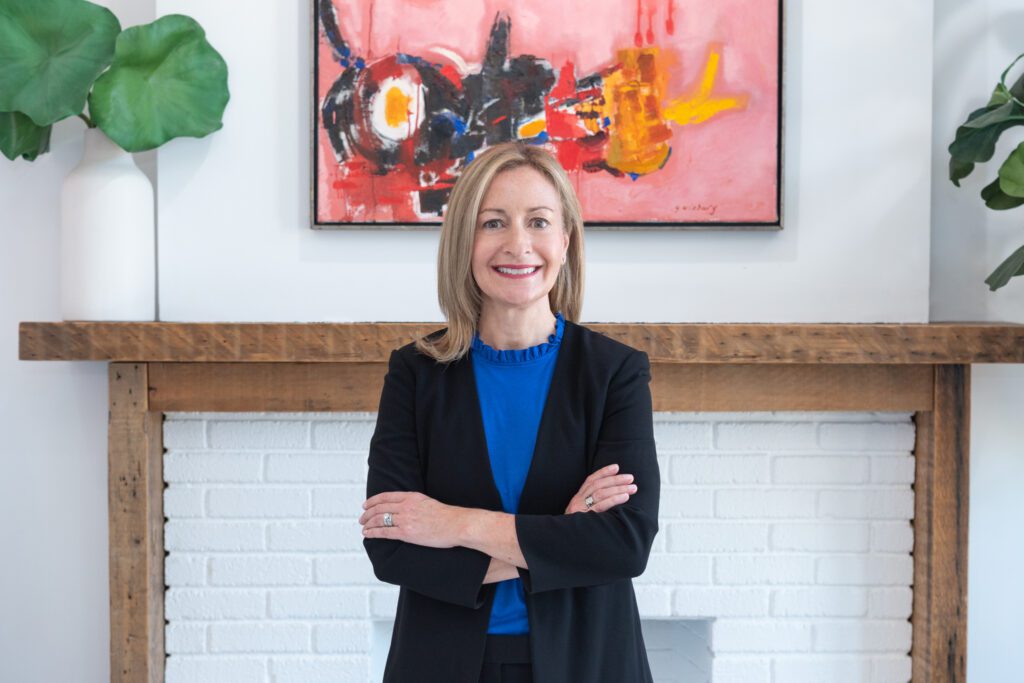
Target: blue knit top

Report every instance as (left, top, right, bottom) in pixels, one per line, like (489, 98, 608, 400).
(470, 311, 565, 634)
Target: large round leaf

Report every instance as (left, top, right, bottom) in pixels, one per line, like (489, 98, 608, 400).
(0, 110, 51, 160)
(89, 14, 229, 152)
(0, 0, 120, 126)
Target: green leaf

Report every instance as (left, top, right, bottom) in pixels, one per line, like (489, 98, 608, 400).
(980, 178, 1024, 210)
(999, 142, 1024, 197)
(0, 110, 50, 160)
(984, 243, 1024, 291)
(1000, 52, 1024, 103)
(0, 0, 120, 126)
(948, 104, 1024, 163)
(949, 157, 975, 186)
(988, 82, 1012, 107)
(89, 14, 229, 152)
(962, 101, 1024, 129)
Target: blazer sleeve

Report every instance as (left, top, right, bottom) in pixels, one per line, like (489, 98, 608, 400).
(514, 349, 660, 593)
(362, 347, 493, 609)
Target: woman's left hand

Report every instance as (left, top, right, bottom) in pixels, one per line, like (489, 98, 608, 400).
(359, 491, 464, 548)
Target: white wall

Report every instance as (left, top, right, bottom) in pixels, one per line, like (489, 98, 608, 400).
(1, 0, 1021, 681)
(931, 1, 1024, 681)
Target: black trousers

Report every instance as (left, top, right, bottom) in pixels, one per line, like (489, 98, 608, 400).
(478, 634, 533, 683)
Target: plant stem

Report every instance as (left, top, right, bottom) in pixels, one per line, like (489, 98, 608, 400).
(78, 112, 94, 128)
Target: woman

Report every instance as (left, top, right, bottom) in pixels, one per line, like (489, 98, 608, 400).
(358, 142, 660, 683)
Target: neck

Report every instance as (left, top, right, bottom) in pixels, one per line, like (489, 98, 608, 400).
(477, 302, 558, 350)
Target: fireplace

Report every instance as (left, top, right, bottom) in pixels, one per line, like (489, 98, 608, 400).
(20, 319, 1024, 682)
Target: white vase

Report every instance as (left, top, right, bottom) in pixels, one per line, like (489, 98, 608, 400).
(60, 127, 155, 321)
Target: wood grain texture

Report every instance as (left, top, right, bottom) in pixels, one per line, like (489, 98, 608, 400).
(912, 365, 970, 683)
(147, 362, 933, 412)
(19, 321, 1024, 363)
(108, 363, 164, 683)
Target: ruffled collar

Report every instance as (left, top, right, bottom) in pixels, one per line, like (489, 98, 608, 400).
(471, 311, 565, 364)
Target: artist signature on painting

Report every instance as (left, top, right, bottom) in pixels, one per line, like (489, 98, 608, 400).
(677, 203, 718, 216)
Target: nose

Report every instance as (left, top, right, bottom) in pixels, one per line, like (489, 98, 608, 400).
(502, 221, 532, 256)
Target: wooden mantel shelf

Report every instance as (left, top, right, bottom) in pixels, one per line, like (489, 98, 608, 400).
(18, 320, 1024, 363)
(18, 318, 1020, 683)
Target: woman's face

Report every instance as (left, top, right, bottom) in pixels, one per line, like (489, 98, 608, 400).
(471, 165, 570, 316)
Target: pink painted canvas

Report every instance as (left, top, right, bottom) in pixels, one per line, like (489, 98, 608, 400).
(314, 0, 781, 227)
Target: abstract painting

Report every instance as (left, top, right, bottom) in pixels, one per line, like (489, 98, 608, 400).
(312, 0, 781, 228)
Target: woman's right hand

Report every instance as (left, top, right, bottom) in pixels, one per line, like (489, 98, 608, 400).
(564, 463, 638, 514)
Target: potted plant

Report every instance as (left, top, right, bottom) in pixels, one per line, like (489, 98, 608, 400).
(948, 52, 1024, 292)
(0, 0, 229, 321)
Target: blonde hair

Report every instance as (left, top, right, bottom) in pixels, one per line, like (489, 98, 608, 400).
(414, 142, 586, 363)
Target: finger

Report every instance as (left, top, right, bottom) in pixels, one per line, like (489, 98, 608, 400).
(598, 483, 638, 499)
(584, 464, 619, 485)
(591, 492, 631, 513)
(363, 525, 399, 539)
(362, 492, 408, 509)
(359, 504, 394, 525)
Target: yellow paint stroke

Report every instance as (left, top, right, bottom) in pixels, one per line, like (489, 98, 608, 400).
(518, 118, 546, 138)
(665, 45, 750, 126)
(384, 86, 412, 128)
(600, 47, 674, 175)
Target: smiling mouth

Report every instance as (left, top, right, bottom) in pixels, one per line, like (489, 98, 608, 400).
(493, 265, 541, 278)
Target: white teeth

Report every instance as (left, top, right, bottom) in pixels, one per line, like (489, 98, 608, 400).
(496, 266, 539, 275)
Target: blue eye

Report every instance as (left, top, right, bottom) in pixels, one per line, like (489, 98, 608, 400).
(482, 219, 502, 229)
(531, 218, 549, 228)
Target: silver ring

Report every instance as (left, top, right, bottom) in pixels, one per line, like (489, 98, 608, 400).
(584, 495, 594, 509)
(383, 512, 393, 527)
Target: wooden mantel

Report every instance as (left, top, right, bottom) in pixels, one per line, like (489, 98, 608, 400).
(18, 321, 1024, 683)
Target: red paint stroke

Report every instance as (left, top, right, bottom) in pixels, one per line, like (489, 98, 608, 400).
(634, 0, 643, 47)
(666, 0, 675, 35)
(646, 6, 655, 44)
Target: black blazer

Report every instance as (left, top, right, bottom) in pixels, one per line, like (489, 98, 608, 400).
(363, 319, 660, 683)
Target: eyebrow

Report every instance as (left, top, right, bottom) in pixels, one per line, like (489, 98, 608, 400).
(479, 206, 555, 215)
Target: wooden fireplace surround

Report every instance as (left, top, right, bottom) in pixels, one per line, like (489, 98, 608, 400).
(18, 320, 1024, 683)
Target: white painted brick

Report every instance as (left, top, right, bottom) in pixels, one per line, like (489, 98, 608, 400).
(269, 656, 369, 683)
(369, 588, 399, 617)
(311, 486, 367, 517)
(268, 521, 363, 552)
(165, 521, 265, 552)
(650, 528, 667, 553)
(208, 419, 308, 450)
(635, 554, 710, 585)
(633, 586, 673, 617)
(206, 487, 310, 518)
(165, 656, 266, 683)
(165, 589, 265, 620)
(210, 622, 310, 653)
(868, 587, 913, 619)
(651, 422, 711, 450)
(813, 619, 913, 652)
(713, 620, 813, 652)
(816, 555, 913, 586)
(668, 522, 768, 552)
(772, 655, 872, 683)
(772, 588, 867, 617)
(165, 554, 207, 587)
(672, 588, 769, 617)
(311, 421, 376, 451)
(164, 452, 262, 483)
(870, 455, 915, 484)
(165, 623, 206, 654)
(871, 522, 914, 552)
(270, 589, 368, 618)
(657, 488, 714, 517)
(314, 621, 372, 653)
(818, 490, 914, 520)
(669, 454, 769, 484)
(715, 489, 817, 518)
(772, 456, 869, 484)
(819, 421, 915, 452)
(715, 422, 817, 451)
(871, 654, 913, 681)
(266, 453, 367, 482)
(316, 555, 377, 585)
(714, 555, 815, 585)
(711, 656, 771, 683)
(163, 420, 205, 448)
(209, 556, 312, 586)
(164, 486, 205, 517)
(771, 522, 870, 552)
